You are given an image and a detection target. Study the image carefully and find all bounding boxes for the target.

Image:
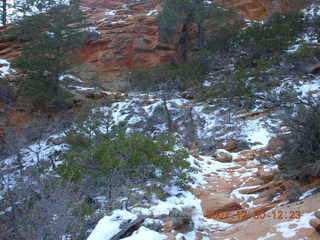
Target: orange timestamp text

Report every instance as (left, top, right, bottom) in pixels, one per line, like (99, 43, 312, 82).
(212, 210, 302, 221)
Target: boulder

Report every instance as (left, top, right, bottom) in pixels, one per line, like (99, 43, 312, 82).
(216, 139, 238, 152)
(315, 210, 320, 219)
(238, 150, 256, 161)
(266, 136, 284, 153)
(162, 221, 174, 233)
(201, 193, 242, 219)
(257, 167, 276, 183)
(310, 218, 320, 232)
(47, 137, 64, 146)
(214, 149, 233, 163)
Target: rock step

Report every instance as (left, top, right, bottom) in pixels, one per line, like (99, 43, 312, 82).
(310, 218, 320, 233)
(309, 210, 320, 233)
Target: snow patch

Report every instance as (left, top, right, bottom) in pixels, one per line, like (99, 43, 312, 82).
(0, 59, 14, 78)
(243, 118, 272, 148)
(105, 10, 117, 16)
(276, 212, 316, 238)
(59, 74, 82, 82)
(299, 187, 319, 201)
(121, 226, 166, 240)
(87, 210, 137, 240)
(146, 10, 159, 16)
(257, 232, 276, 240)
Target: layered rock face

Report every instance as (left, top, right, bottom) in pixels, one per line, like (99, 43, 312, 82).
(78, 0, 176, 79)
(0, 0, 302, 80)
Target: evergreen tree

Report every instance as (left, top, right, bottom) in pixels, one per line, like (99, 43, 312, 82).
(158, 0, 239, 61)
(12, 0, 88, 108)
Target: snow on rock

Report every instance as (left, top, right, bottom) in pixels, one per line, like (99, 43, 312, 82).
(187, 155, 238, 185)
(121, 226, 166, 240)
(276, 212, 316, 238)
(298, 77, 320, 97)
(69, 85, 96, 91)
(59, 74, 82, 82)
(242, 117, 272, 148)
(105, 10, 117, 16)
(0, 59, 14, 78)
(303, 3, 320, 18)
(256, 232, 276, 240)
(231, 185, 260, 208)
(3, 133, 67, 169)
(299, 187, 319, 201)
(146, 10, 159, 16)
(87, 210, 137, 240)
(86, 26, 102, 35)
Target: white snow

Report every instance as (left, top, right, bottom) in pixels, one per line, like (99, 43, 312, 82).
(297, 78, 320, 97)
(276, 212, 316, 238)
(0, 59, 14, 78)
(86, 26, 101, 35)
(202, 80, 212, 87)
(87, 210, 137, 240)
(146, 10, 159, 16)
(121, 226, 166, 240)
(3, 133, 66, 169)
(59, 74, 82, 82)
(70, 85, 96, 91)
(303, 4, 320, 18)
(231, 185, 260, 208)
(257, 232, 276, 240)
(299, 187, 319, 201)
(242, 118, 272, 148)
(105, 10, 117, 16)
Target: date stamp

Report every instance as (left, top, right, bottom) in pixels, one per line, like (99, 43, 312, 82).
(213, 210, 302, 221)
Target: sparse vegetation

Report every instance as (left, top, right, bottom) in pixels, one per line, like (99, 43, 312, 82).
(11, 0, 88, 110)
(56, 109, 192, 200)
(278, 97, 320, 180)
(128, 57, 208, 91)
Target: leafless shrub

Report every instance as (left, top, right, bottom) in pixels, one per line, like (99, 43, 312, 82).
(278, 96, 320, 180)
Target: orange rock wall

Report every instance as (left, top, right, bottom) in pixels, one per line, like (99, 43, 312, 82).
(0, 0, 302, 79)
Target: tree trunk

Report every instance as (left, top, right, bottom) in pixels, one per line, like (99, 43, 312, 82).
(2, 0, 7, 26)
(178, 13, 193, 62)
(197, 23, 206, 49)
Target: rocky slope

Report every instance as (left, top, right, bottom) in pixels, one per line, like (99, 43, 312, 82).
(1, 1, 320, 240)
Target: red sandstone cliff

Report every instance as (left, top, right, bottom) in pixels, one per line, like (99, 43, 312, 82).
(0, 0, 306, 79)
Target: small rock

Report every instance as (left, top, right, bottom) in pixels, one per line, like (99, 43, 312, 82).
(85, 90, 104, 99)
(214, 150, 233, 163)
(266, 136, 284, 153)
(315, 210, 320, 219)
(257, 168, 276, 183)
(162, 221, 174, 233)
(181, 90, 194, 99)
(72, 94, 86, 106)
(217, 139, 238, 152)
(310, 218, 320, 232)
(47, 137, 64, 146)
(238, 150, 256, 161)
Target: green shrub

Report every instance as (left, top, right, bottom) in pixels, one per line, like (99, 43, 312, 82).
(207, 23, 242, 53)
(56, 110, 191, 186)
(278, 98, 320, 180)
(238, 11, 304, 55)
(289, 42, 320, 58)
(128, 58, 207, 91)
